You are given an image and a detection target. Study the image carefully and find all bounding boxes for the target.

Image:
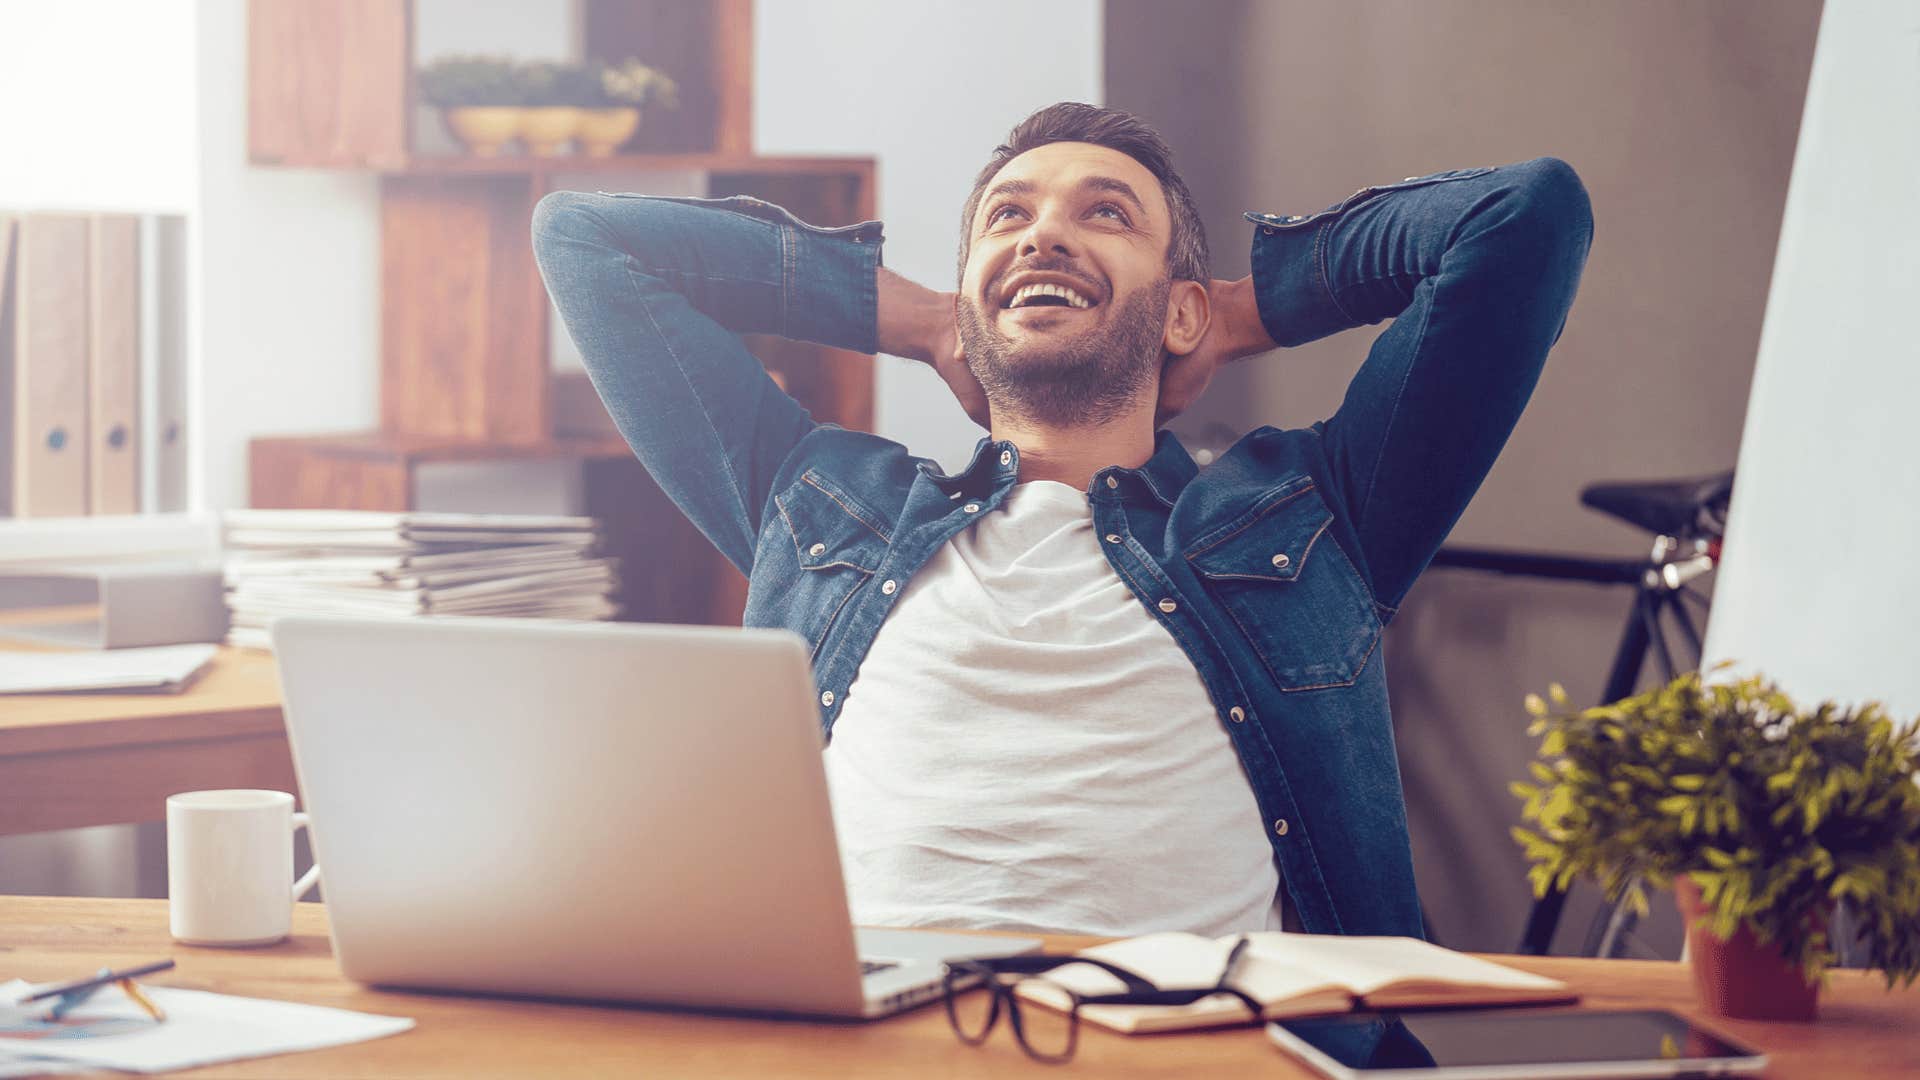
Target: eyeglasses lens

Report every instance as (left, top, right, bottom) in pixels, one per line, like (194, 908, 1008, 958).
(1007, 979, 1078, 1062)
(944, 968, 1000, 1044)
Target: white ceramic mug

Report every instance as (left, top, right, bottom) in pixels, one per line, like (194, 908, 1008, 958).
(166, 789, 322, 946)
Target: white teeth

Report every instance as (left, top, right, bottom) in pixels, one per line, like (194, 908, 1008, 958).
(1008, 282, 1093, 309)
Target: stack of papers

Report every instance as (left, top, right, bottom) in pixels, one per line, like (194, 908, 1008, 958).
(221, 510, 620, 650)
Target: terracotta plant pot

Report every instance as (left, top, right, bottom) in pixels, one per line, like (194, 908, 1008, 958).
(1674, 875, 1821, 1021)
(520, 106, 582, 157)
(442, 107, 522, 157)
(576, 107, 641, 157)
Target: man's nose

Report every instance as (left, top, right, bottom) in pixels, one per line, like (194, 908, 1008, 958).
(1017, 209, 1077, 259)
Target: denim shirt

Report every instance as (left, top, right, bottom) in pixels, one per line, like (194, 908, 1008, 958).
(532, 157, 1593, 939)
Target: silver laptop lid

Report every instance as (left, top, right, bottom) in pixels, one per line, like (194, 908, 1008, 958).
(271, 615, 870, 1016)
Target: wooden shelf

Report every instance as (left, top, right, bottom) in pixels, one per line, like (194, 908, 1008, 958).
(387, 153, 880, 178)
(244, 0, 868, 629)
(251, 431, 634, 466)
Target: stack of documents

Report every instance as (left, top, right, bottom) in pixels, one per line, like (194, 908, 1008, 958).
(220, 510, 620, 650)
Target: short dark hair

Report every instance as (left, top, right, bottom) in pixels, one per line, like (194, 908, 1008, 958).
(958, 102, 1209, 286)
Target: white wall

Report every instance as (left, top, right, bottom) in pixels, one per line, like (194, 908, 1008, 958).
(0, 1, 198, 212)
(192, 0, 383, 512)
(1702, 0, 1920, 719)
(754, 0, 1105, 471)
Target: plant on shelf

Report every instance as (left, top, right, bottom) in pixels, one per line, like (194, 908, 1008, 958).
(515, 60, 602, 157)
(576, 59, 680, 157)
(417, 55, 525, 157)
(1510, 667, 1920, 1021)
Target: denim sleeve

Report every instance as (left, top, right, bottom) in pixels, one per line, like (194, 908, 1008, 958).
(1247, 158, 1595, 613)
(531, 192, 884, 575)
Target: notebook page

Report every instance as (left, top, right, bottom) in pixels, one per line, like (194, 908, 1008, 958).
(1014, 933, 1354, 1032)
(1247, 935, 1567, 997)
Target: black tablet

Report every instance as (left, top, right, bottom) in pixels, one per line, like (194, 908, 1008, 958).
(1267, 1008, 1768, 1079)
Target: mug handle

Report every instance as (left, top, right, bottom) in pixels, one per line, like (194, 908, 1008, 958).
(290, 811, 322, 900)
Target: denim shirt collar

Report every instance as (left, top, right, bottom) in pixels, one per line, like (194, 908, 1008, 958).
(921, 430, 1198, 509)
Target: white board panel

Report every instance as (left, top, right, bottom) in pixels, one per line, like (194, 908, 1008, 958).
(1701, 0, 1920, 719)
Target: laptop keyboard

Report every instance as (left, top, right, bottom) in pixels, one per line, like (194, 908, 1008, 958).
(860, 959, 901, 976)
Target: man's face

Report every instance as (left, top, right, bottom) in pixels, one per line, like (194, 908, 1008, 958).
(957, 142, 1175, 428)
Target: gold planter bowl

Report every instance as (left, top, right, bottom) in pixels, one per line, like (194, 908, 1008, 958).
(442, 107, 523, 157)
(577, 107, 642, 157)
(521, 106, 583, 157)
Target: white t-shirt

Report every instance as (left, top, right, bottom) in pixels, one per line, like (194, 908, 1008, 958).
(823, 479, 1285, 938)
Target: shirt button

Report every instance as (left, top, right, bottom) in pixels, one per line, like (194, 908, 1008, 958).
(808, 542, 826, 556)
(820, 690, 836, 707)
(999, 450, 1012, 466)
(963, 502, 980, 514)
(1104, 533, 1122, 544)
(1261, 226, 1276, 236)
(1229, 706, 1246, 723)
(1157, 598, 1177, 614)
(1105, 476, 1119, 489)
(1271, 552, 1290, 568)
(881, 579, 897, 595)
(1273, 818, 1290, 837)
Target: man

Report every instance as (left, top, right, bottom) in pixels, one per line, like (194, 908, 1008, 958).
(532, 103, 1592, 940)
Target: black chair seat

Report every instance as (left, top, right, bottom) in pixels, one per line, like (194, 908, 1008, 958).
(1579, 471, 1734, 537)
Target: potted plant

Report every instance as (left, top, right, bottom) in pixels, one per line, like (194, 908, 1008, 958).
(417, 55, 525, 157)
(1510, 669, 1920, 1020)
(517, 60, 602, 157)
(576, 59, 680, 157)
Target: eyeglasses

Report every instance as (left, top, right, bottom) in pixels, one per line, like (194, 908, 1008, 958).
(942, 936, 1261, 1064)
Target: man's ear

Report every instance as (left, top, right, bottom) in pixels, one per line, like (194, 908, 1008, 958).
(1162, 279, 1211, 357)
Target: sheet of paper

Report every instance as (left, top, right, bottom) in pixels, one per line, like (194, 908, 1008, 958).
(1245, 934, 1567, 995)
(0, 979, 413, 1074)
(1016, 933, 1352, 1032)
(0, 644, 217, 694)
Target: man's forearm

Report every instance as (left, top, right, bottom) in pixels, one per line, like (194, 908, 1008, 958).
(1209, 275, 1280, 363)
(874, 267, 950, 363)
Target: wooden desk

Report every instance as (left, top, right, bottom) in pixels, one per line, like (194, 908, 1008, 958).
(0, 641, 293, 836)
(3, 897, 1915, 1078)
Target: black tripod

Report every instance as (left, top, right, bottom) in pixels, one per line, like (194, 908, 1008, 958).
(1429, 470, 1734, 956)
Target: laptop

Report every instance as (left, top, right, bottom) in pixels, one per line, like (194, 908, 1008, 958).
(270, 615, 1040, 1019)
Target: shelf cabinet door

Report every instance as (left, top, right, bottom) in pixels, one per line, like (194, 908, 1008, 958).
(249, 0, 412, 169)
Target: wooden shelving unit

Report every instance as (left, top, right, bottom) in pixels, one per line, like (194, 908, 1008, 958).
(243, 0, 876, 626)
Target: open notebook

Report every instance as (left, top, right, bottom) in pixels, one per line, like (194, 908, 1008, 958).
(1016, 932, 1576, 1034)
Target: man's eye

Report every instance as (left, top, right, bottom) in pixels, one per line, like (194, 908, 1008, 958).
(1092, 203, 1127, 221)
(989, 205, 1024, 224)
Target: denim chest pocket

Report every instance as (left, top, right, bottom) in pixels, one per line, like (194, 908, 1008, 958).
(1244, 165, 1497, 233)
(769, 470, 891, 659)
(1185, 481, 1381, 692)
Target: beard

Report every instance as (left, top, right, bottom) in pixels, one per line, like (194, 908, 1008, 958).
(956, 270, 1170, 429)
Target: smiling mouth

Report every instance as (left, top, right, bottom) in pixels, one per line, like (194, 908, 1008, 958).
(1000, 281, 1100, 318)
